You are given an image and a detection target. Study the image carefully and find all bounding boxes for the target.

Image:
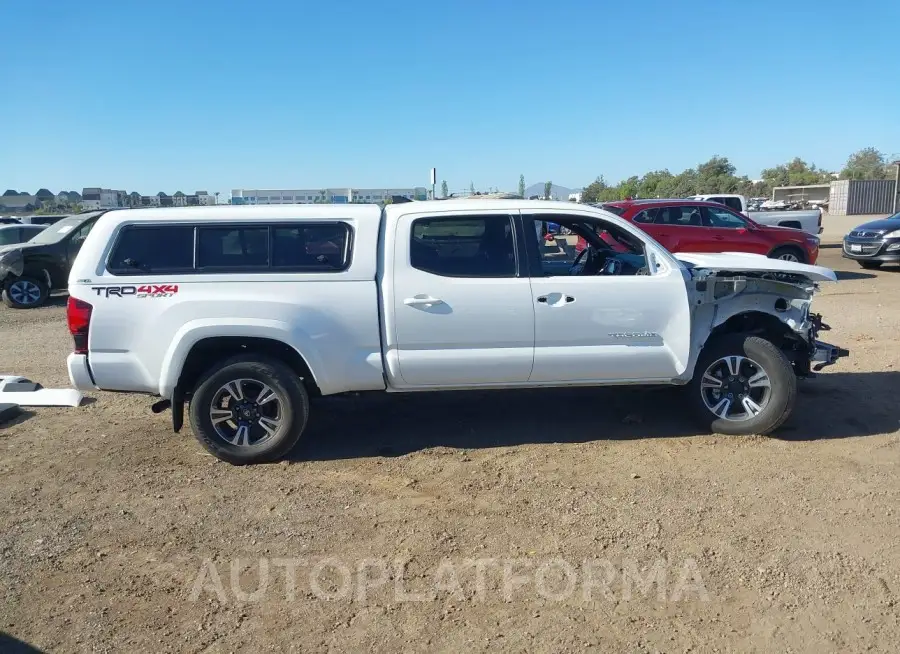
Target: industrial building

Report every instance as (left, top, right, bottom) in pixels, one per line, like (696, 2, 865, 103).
(772, 184, 831, 206)
(772, 175, 900, 216)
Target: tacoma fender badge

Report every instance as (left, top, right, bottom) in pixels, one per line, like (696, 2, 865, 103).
(608, 331, 660, 339)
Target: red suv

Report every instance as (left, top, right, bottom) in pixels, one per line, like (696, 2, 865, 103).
(596, 199, 819, 264)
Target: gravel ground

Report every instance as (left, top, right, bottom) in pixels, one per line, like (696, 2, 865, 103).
(1, 244, 899, 653)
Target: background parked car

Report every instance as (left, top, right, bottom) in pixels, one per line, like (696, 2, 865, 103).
(0, 211, 103, 309)
(596, 199, 820, 263)
(842, 211, 900, 269)
(0, 223, 47, 247)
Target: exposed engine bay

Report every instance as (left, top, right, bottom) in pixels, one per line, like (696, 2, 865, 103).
(686, 265, 849, 377)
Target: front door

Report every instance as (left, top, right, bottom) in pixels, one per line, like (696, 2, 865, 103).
(524, 211, 692, 383)
(389, 211, 535, 387)
(699, 205, 771, 255)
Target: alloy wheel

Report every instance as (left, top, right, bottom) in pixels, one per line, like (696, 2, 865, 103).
(699, 355, 772, 422)
(209, 378, 284, 447)
(9, 280, 42, 306)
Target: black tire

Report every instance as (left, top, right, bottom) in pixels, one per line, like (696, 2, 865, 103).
(688, 334, 796, 436)
(2, 276, 49, 309)
(858, 261, 882, 270)
(767, 246, 805, 264)
(188, 354, 309, 465)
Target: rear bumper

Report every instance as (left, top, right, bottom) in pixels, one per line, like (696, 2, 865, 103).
(67, 353, 97, 391)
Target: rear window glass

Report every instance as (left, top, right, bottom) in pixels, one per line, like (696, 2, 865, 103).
(108, 225, 195, 273)
(107, 221, 353, 274)
(198, 227, 269, 268)
(272, 224, 350, 269)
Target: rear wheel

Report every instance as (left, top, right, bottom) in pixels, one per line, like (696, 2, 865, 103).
(858, 261, 882, 270)
(688, 334, 796, 435)
(2, 276, 49, 309)
(188, 354, 309, 465)
(768, 246, 805, 263)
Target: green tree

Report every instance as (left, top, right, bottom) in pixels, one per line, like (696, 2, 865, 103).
(518, 174, 525, 198)
(761, 157, 831, 189)
(441, 180, 448, 198)
(544, 181, 552, 200)
(841, 147, 892, 180)
(580, 176, 608, 203)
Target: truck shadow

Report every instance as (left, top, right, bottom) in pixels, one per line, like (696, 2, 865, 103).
(294, 371, 900, 461)
(0, 633, 46, 654)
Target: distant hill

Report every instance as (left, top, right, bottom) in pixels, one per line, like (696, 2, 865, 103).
(524, 182, 576, 200)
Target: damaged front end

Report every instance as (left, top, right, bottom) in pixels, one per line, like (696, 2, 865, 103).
(0, 247, 24, 283)
(688, 266, 849, 377)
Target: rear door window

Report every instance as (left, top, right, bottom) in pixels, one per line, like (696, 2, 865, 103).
(108, 225, 195, 273)
(410, 215, 516, 277)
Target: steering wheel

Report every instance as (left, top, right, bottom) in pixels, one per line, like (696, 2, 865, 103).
(569, 245, 609, 276)
(569, 247, 593, 275)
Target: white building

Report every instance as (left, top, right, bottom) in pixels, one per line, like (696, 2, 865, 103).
(231, 187, 428, 205)
(81, 188, 126, 210)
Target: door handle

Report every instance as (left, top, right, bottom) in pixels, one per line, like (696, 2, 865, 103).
(713, 235, 725, 240)
(536, 295, 575, 305)
(404, 296, 443, 306)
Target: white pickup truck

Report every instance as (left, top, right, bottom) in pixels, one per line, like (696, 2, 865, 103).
(65, 201, 848, 464)
(688, 194, 823, 236)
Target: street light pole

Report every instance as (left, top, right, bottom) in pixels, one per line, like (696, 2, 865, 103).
(892, 161, 900, 214)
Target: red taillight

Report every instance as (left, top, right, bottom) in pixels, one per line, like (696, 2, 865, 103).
(67, 297, 93, 354)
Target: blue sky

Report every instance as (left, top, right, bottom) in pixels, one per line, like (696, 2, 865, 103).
(2, 0, 898, 196)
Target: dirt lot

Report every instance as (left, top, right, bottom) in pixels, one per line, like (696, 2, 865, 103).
(1, 243, 899, 653)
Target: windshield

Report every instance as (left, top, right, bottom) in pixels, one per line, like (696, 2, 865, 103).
(28, 216, 86, 244)
(0, 230, 20, 246)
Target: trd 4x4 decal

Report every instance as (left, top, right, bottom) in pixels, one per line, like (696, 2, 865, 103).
(90, 284, 179, 298)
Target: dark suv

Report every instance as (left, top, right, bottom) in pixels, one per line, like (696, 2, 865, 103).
(0, 210, 107, 308)
(842, 211, 900, 269)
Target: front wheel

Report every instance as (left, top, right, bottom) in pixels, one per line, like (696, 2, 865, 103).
(688, 334, 796, 435)
(188, 355, 309, 465)
(2, 276, 49, 309)
(768, 246, 805, 263)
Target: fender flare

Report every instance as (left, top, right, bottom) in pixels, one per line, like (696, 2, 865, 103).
(158, 318, 327, 398)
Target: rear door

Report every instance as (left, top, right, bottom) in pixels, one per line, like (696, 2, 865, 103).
(388, 210, 535, 387)
(701, 205, 770, 255)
